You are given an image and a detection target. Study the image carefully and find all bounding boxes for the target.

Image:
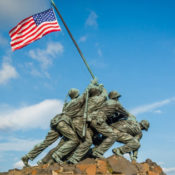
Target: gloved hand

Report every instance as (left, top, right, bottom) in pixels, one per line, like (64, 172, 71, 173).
(86, 79, 98, 91)
(99, 84, 104, 89)
(91, 78, 98, 86)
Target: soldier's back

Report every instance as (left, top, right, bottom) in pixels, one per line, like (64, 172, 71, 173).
(111, 120, 141, 136)
(50, 114, 72, 128)
(101, 99, 118, 117)
(88, 95, 106, 113)
(64, 94, 85, 118)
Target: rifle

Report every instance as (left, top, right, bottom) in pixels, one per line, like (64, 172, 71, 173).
(82, 89, 89, 138)
(62, 93, 69, 112)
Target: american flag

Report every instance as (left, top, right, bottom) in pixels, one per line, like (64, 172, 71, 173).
(9, 8, 61, 51)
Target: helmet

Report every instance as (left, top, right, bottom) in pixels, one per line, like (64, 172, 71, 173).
(89, 87, 102, 97)
(68, 88, 79, 99)
(108, 91, 121, 99)
(140, 120, 150, 131)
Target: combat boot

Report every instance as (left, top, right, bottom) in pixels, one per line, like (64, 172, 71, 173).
(92, 151, 104, 159)
(67, 158, 78, 164)
(52, 154, 64, 165)
(47, 159, 55, 165)
(37, 160, 43, 165)
(131, 156, 137, 164)
(112, 148, 123, 157)
(131, 159, 137, 164)
(21, 155, 30, 167)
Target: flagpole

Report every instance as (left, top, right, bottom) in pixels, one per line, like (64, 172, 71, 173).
(51, 0, 95, 79)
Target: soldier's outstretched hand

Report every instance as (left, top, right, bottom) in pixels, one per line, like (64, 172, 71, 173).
(91, 77, 98, 86)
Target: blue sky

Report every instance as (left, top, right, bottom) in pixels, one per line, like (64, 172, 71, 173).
(0, 0, 175, 174)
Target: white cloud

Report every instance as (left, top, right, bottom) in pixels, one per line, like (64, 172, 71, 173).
(0, 0, 49, 28)
(0, 99, 63, 131)
(85, 11, 98, 28)
(2, 51, 12, 63)
(0, 50, 18, 85)
(24, 62, 43, 77)
(130, 97, 175, 115)
(13, 160, 24, 169)
(79, 36, 87, 43)
(29, 42, 64, 70)
(0, 34, 8, 46)
(0, 138, 42, 152)
(0, 62, 18, 85)
(153, 110, 162, 114)
(163, 167, 175, 174)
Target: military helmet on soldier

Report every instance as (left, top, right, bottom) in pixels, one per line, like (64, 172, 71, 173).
(108, 91, 121, 99)
(140, 120, 150, 131)
(89, 86, 102, 97)
(68, 88, 79, 99)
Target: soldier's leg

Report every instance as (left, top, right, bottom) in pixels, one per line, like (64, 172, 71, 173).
(52, 121, 80, 163)
(113, 132, 140, 155)
(68, 126, 93, 163)
(40, 137, 67, 164)
(22, 129, 60, 166)
(90, 120, 118, 157)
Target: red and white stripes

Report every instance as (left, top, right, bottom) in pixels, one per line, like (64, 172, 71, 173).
(9, 16, 61, 51)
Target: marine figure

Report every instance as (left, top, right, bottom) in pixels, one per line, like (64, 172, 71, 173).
(21, 88, 83, 166)
(90, 90, 132, 158)
(112, 118, 150, 163)
(50, 88, 87, 164)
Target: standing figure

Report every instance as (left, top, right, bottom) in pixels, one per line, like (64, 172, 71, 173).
(67, 81, 109, 164)
(50, 88, 86, 164)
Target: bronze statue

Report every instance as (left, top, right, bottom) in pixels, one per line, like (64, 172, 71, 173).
(21, 81, 150, 166)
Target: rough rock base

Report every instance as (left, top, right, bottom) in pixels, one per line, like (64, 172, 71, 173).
(0, 156, 166, 175)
